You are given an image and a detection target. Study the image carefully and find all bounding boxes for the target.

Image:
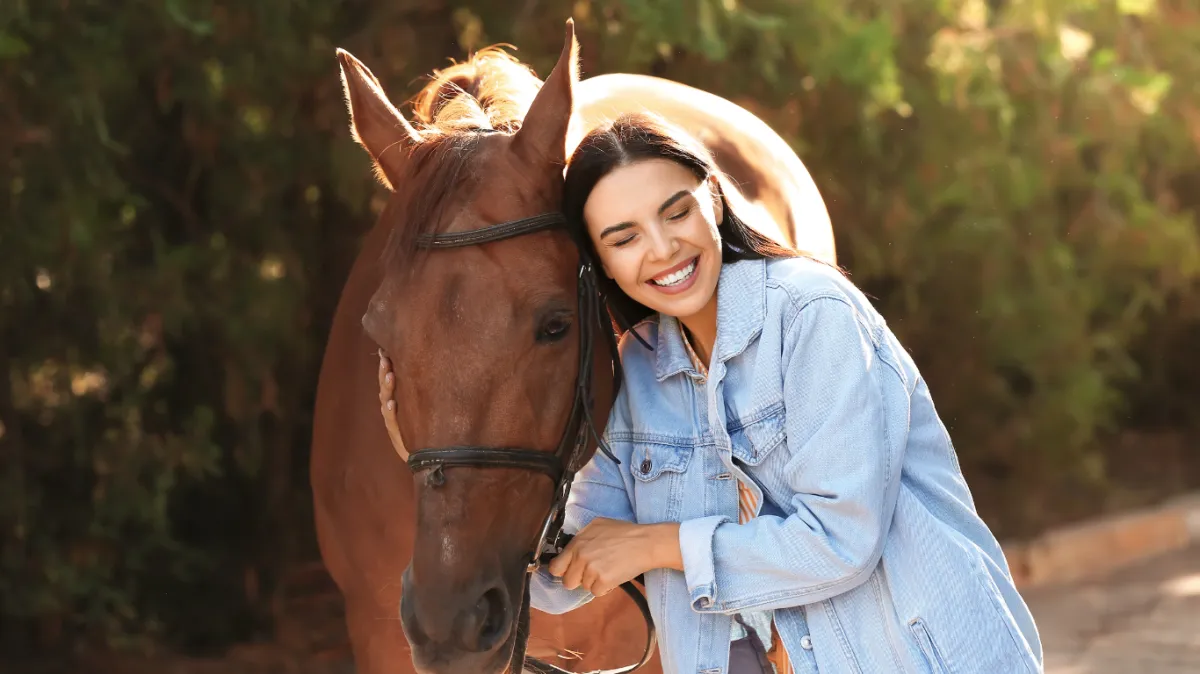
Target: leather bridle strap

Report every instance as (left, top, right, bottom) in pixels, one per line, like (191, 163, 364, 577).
(408, 447, 564, 485)
(415, 212, 568, 249)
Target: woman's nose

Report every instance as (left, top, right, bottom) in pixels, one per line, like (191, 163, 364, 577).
(645, 224, 679, 261)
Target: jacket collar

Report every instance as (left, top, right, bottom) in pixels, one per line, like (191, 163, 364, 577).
(654, 259, 767, 382)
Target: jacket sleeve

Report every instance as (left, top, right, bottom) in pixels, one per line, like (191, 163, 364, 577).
(678, 295, 909, 614)
(529, 427, 638, 614)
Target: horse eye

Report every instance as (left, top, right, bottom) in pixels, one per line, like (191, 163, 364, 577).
(536, 314, 573, 343)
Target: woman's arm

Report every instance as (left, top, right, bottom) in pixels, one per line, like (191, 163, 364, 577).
(679, 295, 909, 614)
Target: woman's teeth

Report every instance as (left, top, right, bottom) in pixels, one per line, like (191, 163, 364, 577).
(651, 259, 697, 287)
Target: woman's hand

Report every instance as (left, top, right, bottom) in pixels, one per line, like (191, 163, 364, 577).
(548, 518, 683, 597)
(377, 349, 409, 461)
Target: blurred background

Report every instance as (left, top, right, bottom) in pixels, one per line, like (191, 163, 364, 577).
(2, 0, 1198, 671)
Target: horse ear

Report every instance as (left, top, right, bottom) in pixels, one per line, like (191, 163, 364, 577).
(336, 48, 421, 191)
(512, 19, 579, 168)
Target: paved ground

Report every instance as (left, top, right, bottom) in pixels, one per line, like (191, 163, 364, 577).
(1024, 544, 1200, 674)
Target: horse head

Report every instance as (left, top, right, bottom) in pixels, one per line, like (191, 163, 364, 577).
(337, 20, 615, 674)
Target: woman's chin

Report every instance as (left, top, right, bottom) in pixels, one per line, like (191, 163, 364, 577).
(638, 291, 709, 322)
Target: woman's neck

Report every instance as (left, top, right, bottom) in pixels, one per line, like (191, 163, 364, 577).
(679, 292, 718, 367)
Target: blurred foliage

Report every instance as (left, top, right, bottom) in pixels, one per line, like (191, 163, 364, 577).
(1, 0, 1198, 656)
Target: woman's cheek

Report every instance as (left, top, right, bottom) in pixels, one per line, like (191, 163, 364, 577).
(609, 255, 643, 291)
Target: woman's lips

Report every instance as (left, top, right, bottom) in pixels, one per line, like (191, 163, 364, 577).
(646, 256, 700, 295)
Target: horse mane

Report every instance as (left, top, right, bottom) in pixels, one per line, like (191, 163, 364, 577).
(381, 47, 544, 274)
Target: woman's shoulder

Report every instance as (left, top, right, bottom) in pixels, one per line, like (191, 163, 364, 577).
(764, 255, 855, 299)
(764, 256, 876, 322)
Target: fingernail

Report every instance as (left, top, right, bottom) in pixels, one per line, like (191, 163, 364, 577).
(385, 373, 393, 384)
(386, 400, 394, 411)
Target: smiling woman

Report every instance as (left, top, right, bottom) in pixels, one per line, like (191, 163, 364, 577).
(372, 101, 1042, 674)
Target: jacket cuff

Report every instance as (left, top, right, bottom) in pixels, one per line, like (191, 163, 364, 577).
(678, 515, 729, 611)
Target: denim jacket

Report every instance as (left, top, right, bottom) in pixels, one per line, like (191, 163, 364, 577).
(532, 257, 1043, 674)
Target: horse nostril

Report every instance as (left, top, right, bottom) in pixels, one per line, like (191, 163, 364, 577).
(461, 585, 510, 653)
(479, 587, 508, 644)
(399, 589, 432, 648)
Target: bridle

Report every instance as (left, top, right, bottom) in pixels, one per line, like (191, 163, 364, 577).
(406, 211, 657, 674)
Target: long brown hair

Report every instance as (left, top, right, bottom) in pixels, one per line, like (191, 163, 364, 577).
(562, 113, 800, 334)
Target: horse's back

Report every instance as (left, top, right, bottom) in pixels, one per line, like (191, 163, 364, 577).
(573, 73, 835, 265)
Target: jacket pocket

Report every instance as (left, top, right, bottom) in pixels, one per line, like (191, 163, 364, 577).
(630, 441, 692, 483)
(908, 618, 952, 674)
(629, 442, 692, 523)
(727, 408, 786, 467)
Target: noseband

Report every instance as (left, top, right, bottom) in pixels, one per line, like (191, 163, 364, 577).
(407, 212, 656, 674)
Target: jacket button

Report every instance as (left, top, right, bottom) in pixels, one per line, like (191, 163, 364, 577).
(640, 458, 652, 474)
(799, 635, 813, 650)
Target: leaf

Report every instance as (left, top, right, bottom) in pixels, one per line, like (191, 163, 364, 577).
(164, 0, 214, 36)
(0, 31, 30, 59)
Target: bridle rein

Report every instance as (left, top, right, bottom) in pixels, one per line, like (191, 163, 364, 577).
(405, 211, 657, 674)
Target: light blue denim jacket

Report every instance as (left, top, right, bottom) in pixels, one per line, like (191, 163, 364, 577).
(532, 257, 1043, 674)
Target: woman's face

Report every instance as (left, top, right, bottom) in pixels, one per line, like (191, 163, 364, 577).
(582, 158, 723, 321)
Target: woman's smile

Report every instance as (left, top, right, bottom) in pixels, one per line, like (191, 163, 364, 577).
(647, 256, 701, 294)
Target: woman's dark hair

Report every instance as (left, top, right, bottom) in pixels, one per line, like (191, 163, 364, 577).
(562, 112, 800, 334)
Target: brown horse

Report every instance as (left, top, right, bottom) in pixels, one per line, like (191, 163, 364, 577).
(310, 20, 834, 674)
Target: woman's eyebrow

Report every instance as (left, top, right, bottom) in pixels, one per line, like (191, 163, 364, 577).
(599, 221, 634, 240)
(656, 189, 691, 215)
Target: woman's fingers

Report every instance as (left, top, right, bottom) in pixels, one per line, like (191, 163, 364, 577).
(561, 553, 588, 591)
(581, 566, 604, 596)
(547, 548, 571, 578)
(377, 350, 408, 461)
(377, 350, 394, 405)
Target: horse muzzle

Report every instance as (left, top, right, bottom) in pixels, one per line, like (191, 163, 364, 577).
(399, 565, 519, 674)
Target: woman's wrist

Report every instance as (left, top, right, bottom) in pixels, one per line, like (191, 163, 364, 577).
(647, 522, 684, 572)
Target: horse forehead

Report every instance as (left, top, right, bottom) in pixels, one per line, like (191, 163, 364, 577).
(472, 136, 555, 205)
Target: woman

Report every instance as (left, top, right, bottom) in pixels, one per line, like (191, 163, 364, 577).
(377, 114, 1043, 674)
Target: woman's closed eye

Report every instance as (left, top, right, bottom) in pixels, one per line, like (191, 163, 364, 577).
(665, 206, 691, 222)
(611, 232, 638, 247)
